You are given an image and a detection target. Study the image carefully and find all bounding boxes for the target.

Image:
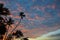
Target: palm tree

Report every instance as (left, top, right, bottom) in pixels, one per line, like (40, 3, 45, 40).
(23, 38, 28, 40)
(19, 12, 25, 19)
(10, 12, 25, 34)
(0, 3, 26, 40)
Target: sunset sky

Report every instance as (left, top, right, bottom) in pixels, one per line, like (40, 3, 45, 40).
(0, 0, 60, 38)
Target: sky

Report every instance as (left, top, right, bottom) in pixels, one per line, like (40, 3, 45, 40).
(36, 29, 60, 40)
(0, 0, 60, 38)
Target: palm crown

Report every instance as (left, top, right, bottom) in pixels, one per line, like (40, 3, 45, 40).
(19, 12, 25, 19)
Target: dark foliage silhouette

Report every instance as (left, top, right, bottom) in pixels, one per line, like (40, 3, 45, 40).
(7, 17, 14, 26)
(0, 3, 10, 16)
(19, 12, 25, 19)
(10, 12, 25, 34)
(12, 30, 23, 38)
(0, 16, 4, 23)
(0, 3, 11, 40)
(23, 38, 28, 40)
(0, 23, 6, 35)
(0, 3, 29, 40)
(0, 3, 3, 8)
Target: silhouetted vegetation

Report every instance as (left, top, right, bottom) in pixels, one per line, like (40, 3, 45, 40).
(0, 3, 29, 40)
(12, 30, 24, 38)
(0, 23, 6, 35)
(19, 12, 25, 19)
(23, 38, 28, 40)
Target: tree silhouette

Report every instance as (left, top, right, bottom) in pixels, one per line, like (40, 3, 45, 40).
(0, 3, 11, 40)
(0, 3, 3, 8)
(23, 38, 28, 40)
(0, 3, 7, 35)
(12, 30, 23, 38)
(0, 16, 4, 23)
(19, 12, 25, 19)
(10, 12, 25, 34)
(0, 3, 10, 16)
(7, 17, 14, 26)
(0, 3, 29, 40)
(5, 17, 14, 38)
(0, 23, 6, 35)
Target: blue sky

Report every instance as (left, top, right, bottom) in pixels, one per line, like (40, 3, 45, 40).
(0, 0, 60, 38)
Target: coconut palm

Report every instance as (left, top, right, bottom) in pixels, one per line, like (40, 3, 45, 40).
(10, 12, 25, 34)
(19, 12, 25, 19)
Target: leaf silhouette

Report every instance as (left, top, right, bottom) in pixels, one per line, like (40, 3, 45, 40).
(0, 16, 4, 23)
(0, 23, 7, 35)
(0, 3, 10, 16)
(12, 30, 23, 38)
(23, 38, 29, 40)
(7, 17, 14, 26)
(0, 3, 3, 8)
(19, 12, 25, 19)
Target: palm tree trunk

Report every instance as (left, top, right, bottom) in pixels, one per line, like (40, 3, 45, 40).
(10, 19, 21, 34)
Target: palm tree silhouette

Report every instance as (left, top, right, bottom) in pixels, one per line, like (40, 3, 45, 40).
(0, 3, 28, 40)
(19, 12, 25, 19)
(10, 12, 25, 34)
